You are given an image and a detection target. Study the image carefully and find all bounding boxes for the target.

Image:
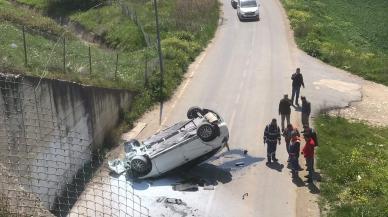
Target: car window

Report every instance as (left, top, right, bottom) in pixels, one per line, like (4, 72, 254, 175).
(241, 0, 257, 7)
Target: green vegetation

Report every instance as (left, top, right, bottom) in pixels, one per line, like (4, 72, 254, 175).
(1, 0, 220, 126)
(70, 5, 146, 51)
(0, 22, 149, 89)
(281, 0, 388, 85)
(0, 0, 64, 35)
(315, 116, 388, 217)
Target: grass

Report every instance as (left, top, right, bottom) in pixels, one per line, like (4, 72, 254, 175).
(66, 0, 220, 124)
(69, 5, 146, 51)
(315, 116, 388, 217)
(0, 22, 149, 90)
(281, 0, 388, 85)
(2, 0, 220, 125)
(0, 0, 65, 36)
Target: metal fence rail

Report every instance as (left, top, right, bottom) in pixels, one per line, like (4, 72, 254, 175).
(0, 75, 149, 217)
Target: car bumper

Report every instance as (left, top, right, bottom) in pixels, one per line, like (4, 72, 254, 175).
(239, 13, 259, 20)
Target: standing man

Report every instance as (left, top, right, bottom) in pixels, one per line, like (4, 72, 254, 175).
(282, 124, 299, 162)
(301, 96, 311, 127)
(263, 119, 281, 165)
(291, 68, 305, 106)
(302, 134, 316, 183)
(279, 94, 292, 131)
(302, 125, 318, 147)
(289, 132, 301, 178)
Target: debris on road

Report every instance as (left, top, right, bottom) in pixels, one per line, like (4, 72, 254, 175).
(156, 196, 166, 203)
(107, 159, 129, 174)
(203, 185, 215, 190)
(165, 198, 184, 205)
(242, 192, 249, 200)
(235, 162, 245, 167)
(172, 183, 199, 191)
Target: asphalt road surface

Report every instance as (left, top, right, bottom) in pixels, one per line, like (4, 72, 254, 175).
(70, 0, 364, 216)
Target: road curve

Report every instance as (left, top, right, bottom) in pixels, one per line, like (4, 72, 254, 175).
(70, 0, 364, 216)
(135, 0, 363, 216)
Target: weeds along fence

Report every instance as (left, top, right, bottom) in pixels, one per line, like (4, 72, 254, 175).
(0, 75, 150, 217)
(117, 0, 153, 48)
(0, 23, 159, 88)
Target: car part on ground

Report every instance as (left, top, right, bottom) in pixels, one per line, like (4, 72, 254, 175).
(108, 107, 229, 179)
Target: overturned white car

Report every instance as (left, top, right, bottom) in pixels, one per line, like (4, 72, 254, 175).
(108, 107, 229, 178)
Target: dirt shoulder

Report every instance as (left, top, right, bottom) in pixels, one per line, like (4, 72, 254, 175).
(329, 81, 388, 127)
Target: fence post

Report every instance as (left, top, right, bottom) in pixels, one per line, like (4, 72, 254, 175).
(63, 37, 66, 73)
(144, 50, 148, 87)
(115, 53, 119, 79)
(88, 46, 92, 75)
(22, 26, 27, 67)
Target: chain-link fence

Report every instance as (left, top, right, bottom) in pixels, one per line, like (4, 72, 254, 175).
(0, 23, 159, 89)
(0, 75, 149, 216)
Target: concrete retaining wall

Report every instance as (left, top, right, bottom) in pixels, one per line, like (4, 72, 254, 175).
(0, 73, 134, 210)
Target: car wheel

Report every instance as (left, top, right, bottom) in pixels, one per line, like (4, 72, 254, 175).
(187, 106, 203, 119)
(197, 123, 217, 142)
(131, 155, 152, 177)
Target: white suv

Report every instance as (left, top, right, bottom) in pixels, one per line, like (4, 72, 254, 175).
(109, 107, 229, 178)
(237, 0, 260, 21)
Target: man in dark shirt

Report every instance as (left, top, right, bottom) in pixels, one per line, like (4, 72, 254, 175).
(289, 132, 301, 178)
(278, 94, 292, 131)
(301, 96, 311, 126)
(291, 68, 305, 106)
(263, 119, 281, 165)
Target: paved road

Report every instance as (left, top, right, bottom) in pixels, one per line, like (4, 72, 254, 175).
(136, 0, 363, 216)
(70, 0, 363, 216)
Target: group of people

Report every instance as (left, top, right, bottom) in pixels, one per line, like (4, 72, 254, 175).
(263, 68, 318, 183)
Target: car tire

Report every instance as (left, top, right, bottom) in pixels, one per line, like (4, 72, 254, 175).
(197, 123, 217, 142)
(130, 155, 152, 177)
(187, 106, 203, 119)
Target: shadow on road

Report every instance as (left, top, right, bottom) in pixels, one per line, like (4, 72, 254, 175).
(128, 162, 234, 190)
(289, 171, 322, 194)
(265, 162, 284, 172)
(209, 148, 265, 169)
(292, 175, 305, 187)
(307, 182, 320, 194)
(188, 163, 232, 185)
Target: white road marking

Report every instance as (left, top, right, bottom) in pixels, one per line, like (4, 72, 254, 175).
(228, 110, 237, 131)
(246, 58, 250, 66)
(235, 93, 241, 104)
(239, 81, 245, 90)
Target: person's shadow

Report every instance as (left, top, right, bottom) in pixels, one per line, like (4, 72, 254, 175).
(292, 175, 305, 187)
(290, 171, 321, 193)
(265, 161, 284, 172)
(307, 182, 320, 194)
